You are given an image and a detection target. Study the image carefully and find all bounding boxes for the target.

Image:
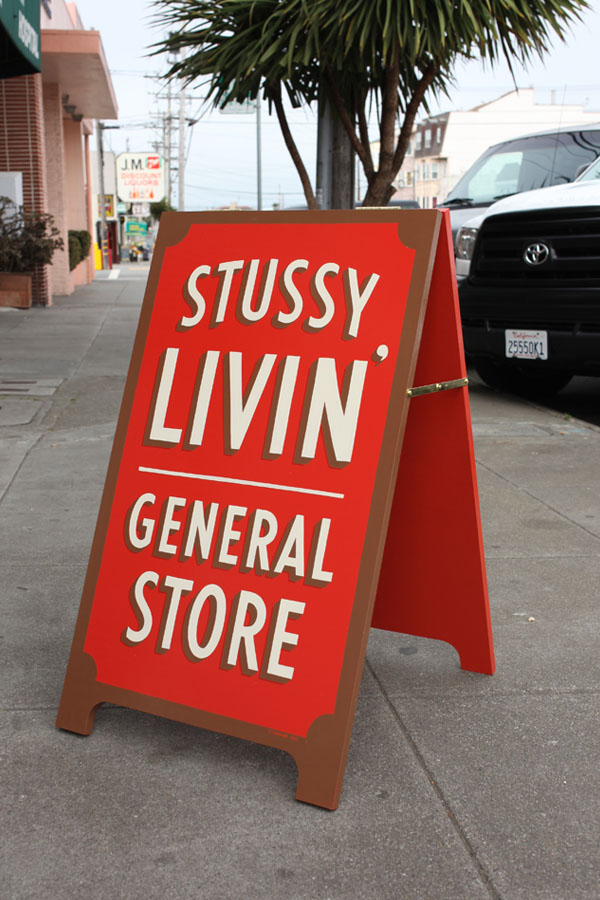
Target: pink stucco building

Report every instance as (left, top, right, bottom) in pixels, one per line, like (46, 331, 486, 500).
(0, 0, 117, 304)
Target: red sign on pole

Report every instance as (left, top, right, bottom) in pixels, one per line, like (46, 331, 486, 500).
(57, 209, 493, 809)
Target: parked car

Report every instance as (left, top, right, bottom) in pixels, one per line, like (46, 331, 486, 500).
(456, 155, 600, 397)
(386, 199, 420, 209)
(443, 123, 600, 254)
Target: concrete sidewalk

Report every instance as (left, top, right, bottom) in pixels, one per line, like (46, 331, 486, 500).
(2, 268, 599, 900)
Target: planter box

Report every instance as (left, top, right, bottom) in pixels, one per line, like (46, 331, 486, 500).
(0, 272, 32, 308)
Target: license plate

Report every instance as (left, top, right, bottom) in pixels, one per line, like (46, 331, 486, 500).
(505, 329, 548, 360)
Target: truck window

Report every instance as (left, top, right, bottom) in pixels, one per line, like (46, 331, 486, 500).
(577, 155, 600, 181)
(468, 152, 522, 202)
(445, 129, 600, 205)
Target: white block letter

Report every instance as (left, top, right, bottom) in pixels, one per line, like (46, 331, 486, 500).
(223, 589, 267, 674)
(300, 358, 368, 464)
(307, 262, 339, 330)
(157, 575, 194, 652)
(308, 518, 334, 585)
(216, 504, 248, 566)
(267, 356, 300, 457)
(146, 348, 182, 445)
(344, 269, 380, 338)
(186, 351, 220, 448)
(126, 493, 156, 550)
(240, 258, 278, 322)
(185, 584, 227, 660)
(225, 352, 277, 452)
(214, 260, 244, 323)
(157, 496, 187, 557)
(265, 598, 305, 682)
(274, 259, 308, 325)
(123, 570, 159, 645)
(180, 264, 210, 329)
(242, 509, 279, 573)
(271, 514, 305, 579)
(181, 500, 219, 562)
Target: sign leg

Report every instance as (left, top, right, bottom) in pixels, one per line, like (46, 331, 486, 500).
(56, 651, 104, 735)
(292, 714, 352, 810)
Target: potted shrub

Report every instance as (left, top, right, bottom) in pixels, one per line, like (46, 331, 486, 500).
(0, 196, 64, 308)
(68, 229, 92, 271)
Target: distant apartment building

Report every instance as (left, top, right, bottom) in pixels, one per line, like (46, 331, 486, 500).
(392, 89, 600, 208)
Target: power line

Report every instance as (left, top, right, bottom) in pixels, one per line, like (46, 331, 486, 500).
(185, 182, 304, 196)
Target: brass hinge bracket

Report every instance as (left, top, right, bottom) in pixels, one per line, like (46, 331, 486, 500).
(407, 376, 469, 398)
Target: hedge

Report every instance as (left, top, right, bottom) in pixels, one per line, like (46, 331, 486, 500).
(68, 229, 92, 271)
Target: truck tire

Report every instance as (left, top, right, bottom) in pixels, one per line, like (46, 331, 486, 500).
(472, 357, 572, 399)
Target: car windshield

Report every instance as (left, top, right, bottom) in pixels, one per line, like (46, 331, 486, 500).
(444, 129, 600, 206)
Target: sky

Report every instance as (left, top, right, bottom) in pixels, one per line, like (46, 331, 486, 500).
(73, 0, 600, 211)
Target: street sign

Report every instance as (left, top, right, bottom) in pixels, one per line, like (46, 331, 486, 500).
(116, 152, 165, 203)
(132, 202, 150, 217)
(125, 220, 148, 238)
(219, 99, 255, 115)
(57, 209, 494, 809)
(98, 194, 115, 218)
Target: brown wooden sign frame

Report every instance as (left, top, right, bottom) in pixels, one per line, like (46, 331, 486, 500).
(57, 209, 491, 810)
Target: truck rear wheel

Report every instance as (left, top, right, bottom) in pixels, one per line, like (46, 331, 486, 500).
(472, 357, 572, 399)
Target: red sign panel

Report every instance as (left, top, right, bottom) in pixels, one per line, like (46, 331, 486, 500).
(58, 210, 443, 808)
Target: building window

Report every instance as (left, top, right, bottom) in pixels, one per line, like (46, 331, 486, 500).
(406, 140, 413, 156)
(423, 163, 430, 180)
(431, 163, 439, 180)
(406, 172, 413, 186)
(425, 129, 432, 149)
(436, 126, 442, 144)
(415, 132, 422, 151)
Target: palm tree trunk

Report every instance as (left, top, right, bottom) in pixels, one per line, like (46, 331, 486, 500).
(270, 84, 318, 209)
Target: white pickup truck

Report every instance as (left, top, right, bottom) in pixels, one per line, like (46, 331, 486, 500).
(443, 123, 600, 253)
(455, 157, 600, 397)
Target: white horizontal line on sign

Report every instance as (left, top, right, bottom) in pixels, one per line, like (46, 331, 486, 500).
(138, 466, 344, 499)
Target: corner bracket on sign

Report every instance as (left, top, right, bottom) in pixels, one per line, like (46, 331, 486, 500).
(407, 377, 469, 398)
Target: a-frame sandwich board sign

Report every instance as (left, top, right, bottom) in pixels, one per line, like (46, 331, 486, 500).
(56, 208, 493, 811)
(372, 210, 495, 676)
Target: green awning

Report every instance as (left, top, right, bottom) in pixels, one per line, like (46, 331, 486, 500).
(0, 0, 41, 78)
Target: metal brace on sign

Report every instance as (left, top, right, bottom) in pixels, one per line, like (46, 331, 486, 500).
(407, 376, 469, 398)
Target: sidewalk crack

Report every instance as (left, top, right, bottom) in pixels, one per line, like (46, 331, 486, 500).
(475, 458, 600, 543)
(366, 657, 504, 900)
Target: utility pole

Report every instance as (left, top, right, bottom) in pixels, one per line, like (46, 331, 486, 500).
(178, 83, 186, 211)
(96, 122, 109, 269)
(256, 97, 262, 211)
(316, 97, 354, 209)
(145, 71, 172, 204)
(157, 81, 175, 206)
(166, 80, 173, 206)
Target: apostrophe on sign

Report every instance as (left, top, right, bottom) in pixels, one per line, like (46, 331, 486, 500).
(373, 344, 389, 364)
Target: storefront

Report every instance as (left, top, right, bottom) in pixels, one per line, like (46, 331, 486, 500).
(0, 1, 117, 304)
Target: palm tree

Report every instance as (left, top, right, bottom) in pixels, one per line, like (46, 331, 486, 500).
(153, 0, 588, 207)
